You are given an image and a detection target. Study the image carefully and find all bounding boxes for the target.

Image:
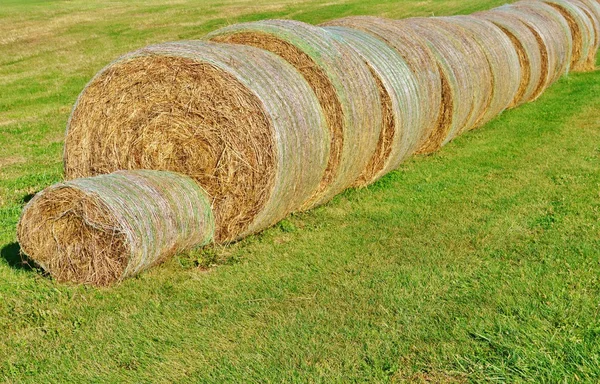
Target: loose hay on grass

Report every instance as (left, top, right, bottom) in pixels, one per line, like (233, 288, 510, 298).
(64, 41, 329, 242)
(17, 170, 214, 286)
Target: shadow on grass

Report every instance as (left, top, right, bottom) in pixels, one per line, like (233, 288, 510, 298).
(1, 242, 39, 271)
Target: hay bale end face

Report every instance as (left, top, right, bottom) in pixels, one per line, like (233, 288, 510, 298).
(208, 19, 382, 206)
(17, 170, 214, 286)
(64, 41, 329, 242)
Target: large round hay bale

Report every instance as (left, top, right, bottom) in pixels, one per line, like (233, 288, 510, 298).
(542, 0, 597, 71)
(472, 10, 545, 105)
(321, 26, 423, 185)
(64, 41, 329, 243)
(17, 170, 214, 286)
(207, 20, 382, 207)
(320, 16, 444, 154)
(566, 0, 600, 68)
(441, 15, 522, 125)
(398, 17, 493, 140)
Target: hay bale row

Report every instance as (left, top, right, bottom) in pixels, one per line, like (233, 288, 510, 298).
(17, 170, 214, 286)
(19, 0, 597, 285)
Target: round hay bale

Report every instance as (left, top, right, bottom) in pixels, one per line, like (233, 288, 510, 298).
(441, 15, 522, 125)
(207, 20, 382, 207)
(542, 0, 597, 71)
(567, 0, 600, 68)
(17, 170, 214, 286)
(321, 26, 423, 185)
(64, 41, 329, 243)
(472, 10, 545, 105)
(320, 16, 444, 154)
(398, 17, 493, 140)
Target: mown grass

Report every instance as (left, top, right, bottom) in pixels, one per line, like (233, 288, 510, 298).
(1, 0, 600, 382)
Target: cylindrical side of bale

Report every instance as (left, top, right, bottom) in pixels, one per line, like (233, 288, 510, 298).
(472, 10, 545, 105)
(441, 15, 522, 126)
(399, 17, 493, 140)
(64, 41, 329, 242)
(542, 0, 596, 71)
(208, 20, 382, 208)
(17, 170, 214, 286)
(320, 16, 444, 154)
(322, 26, 423, 185)
(567, 0, 600, 68)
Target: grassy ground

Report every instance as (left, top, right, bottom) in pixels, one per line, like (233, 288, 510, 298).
(1, 0, 600, 382)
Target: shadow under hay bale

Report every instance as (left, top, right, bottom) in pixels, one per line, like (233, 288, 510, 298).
(64, 41, 329, 242)
(208, 19, 382, 209)
(17, 170, 215, 286)
(319, 16, 444, 154)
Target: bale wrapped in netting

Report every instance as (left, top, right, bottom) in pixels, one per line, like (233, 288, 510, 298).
(472, 10, 546, 105)
(207, 20, 382, 205)
(398, 17, 493, 140)
(566, 0, 600, 68)
(321, 26, 423, 185)
(441, 15, 522, 124)
(489, 2, 573, 95)
(320, 16, 444, 154)
(64, 41, 330, 243)
(542, 0, 597, 71)
(17, 170, 214, 286)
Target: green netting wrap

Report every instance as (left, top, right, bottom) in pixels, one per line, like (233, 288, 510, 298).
(473, 9, 546, 105)
(322, 26, 423, 185)
(17, 170, 214, 286)
(63, 41, 329, 243)
(320, 16, 444, 154)
(207, 19, 382, 208)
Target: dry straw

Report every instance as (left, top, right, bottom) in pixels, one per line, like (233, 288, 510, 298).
(322, 26, 424, 185)
(472, 10, 545, 105)
(208, 19, 382, 205)
(17, 170, 214, 286)
(441, 15, 522, 124)
(566, 0, 600, 68)
(64, 41, 329, 243)
(320, 16, 444, 154)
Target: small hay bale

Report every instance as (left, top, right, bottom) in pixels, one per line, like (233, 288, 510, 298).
(322, 26, 424, 185)
(441, 15, 522, 125)
(208, 20, 382, 206)
(319, 16, 444, 154)
(398, 17, 493, 141)
(542, 0, 597, 71)
(473, 10, 545, 105)
(64, 41, 329, 243)
(17, 170, 214, 286)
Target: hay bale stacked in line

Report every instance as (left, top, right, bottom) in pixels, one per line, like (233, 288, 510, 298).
(208, 20, 382, 200)
(319, 16, 444, 154)
(64, 41, 330, 242)
(566, 0, 600, 68)
(472, 10, 546, 105)
(322, 26, 425, 185)
(17, 171, 214, 286)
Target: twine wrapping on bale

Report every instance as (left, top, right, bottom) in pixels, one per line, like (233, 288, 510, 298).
(542, 0, 597, 71)
(320, 16, 444, 154)
(566, 0, 600, 68)
(64, 41, 330, 243)
(441, 15, 522, 125)
(473, 10, 546, 105)
(398, 17, 493, 140)
(322, 26, 424, 185)
(17, 170, 214, 286)
(207, 19, 382, 206)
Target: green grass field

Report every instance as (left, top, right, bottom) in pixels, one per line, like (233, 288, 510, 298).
(1, 0, 600, 382)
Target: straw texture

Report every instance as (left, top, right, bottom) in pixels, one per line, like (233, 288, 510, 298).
(208, 19, 382, 207)
(566, 0, 600, 69)
(64, 41, 329, 242)
(17, 170, 214, 286)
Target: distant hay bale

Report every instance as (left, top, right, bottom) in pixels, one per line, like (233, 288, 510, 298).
(472, 10, 545, 105)
(320, 16, 444, 154)
(398, 17, 493, 141)
(441, 15, 522, 125)
(542, 0, 597, 71)
(208, 19, 382, 206)
(64, 41, 329, 243)
(17, 170, 214, 286)
(321, 26, 424, 185)
(566, 0, 600, 68)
